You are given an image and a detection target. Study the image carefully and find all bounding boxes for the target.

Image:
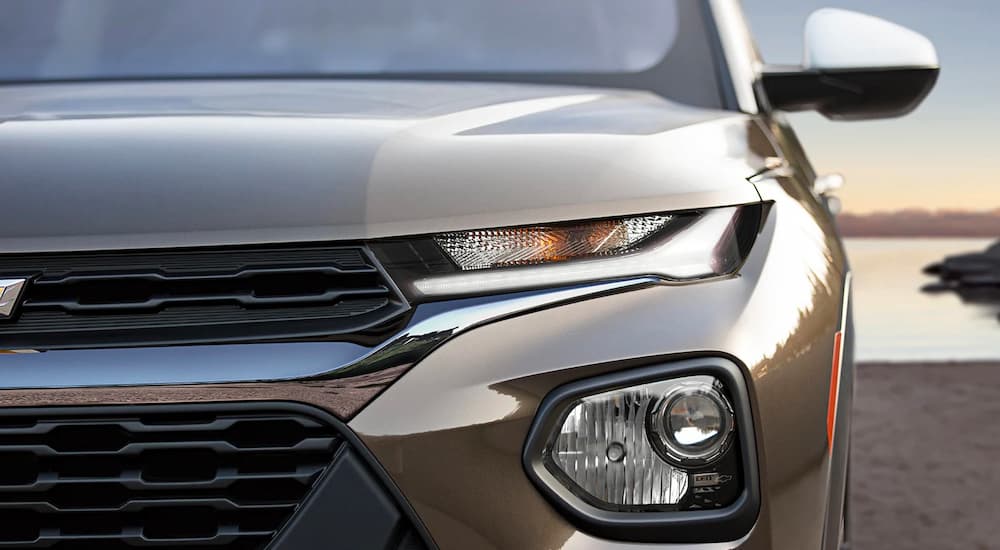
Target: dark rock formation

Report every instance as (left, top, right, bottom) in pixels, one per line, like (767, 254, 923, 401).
(923, 240, 1000, 318)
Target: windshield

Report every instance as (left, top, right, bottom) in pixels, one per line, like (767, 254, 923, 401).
(0, 0, 726, 108)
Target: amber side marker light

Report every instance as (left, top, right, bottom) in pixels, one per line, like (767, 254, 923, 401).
(827, 330, 844, 451)
(827, 274, 852, 453)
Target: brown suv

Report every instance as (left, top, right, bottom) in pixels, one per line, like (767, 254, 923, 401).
(0, 1, 937, 549)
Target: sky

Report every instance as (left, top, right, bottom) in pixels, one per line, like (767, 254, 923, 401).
(743, 0, 1000, 214)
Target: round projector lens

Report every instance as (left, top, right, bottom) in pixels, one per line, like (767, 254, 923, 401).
(651, 385, 734, 465)
(667, 394, 723, 447)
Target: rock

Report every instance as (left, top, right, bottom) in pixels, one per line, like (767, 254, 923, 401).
(922, 239, 1000, 302)
(923, 263, 943, 275)
(920, 282, 952, 293)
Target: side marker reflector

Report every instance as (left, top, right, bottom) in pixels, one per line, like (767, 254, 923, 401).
(826, 331, 844, 451)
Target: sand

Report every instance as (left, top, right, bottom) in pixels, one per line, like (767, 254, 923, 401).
(851, 362, 1000, 550)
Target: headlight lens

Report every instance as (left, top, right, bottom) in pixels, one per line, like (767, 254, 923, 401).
(435, 214, 678, 271)
(372, 204, 762, 300)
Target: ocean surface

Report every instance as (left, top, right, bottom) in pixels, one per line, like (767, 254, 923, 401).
(846, 238, 1000, 362)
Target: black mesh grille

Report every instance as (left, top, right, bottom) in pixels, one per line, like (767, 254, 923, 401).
(0, 245, 409, 349)
(0, 404, 429, 549)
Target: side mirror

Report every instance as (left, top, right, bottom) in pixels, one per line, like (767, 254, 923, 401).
(760, 8, 939, 120)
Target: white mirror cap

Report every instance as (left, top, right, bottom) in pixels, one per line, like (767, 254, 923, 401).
(804, 8, 938, 70)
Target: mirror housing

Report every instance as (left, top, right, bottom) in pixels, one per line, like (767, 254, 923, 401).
(761, 8, 939, 120)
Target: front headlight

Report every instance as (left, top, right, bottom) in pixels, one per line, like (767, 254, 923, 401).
(372, 203, 762, 300)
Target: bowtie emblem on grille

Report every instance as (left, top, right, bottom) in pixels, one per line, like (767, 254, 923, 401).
(0, 279, 27, 319)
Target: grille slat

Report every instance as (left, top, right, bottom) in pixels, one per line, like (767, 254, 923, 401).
(0, 245, 408, 349)
(0, 249, 371, 274)
(32, 265, 378, 286)
(0, 499, 298, 514)
(0, 414, 326, 435)
(0, 437, 337, 457)
(2, 300, 390, 331)
(0, 407, 343, 548)
(24, 287, 389, 313)
(0, 466, 326, 492)
(0, 528, 272, 548)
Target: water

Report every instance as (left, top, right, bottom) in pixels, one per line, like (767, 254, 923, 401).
(846, 238, 1000, 362)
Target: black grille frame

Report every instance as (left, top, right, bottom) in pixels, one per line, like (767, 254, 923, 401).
(0, 245, 410, 349)
(0, 402, 433, 549)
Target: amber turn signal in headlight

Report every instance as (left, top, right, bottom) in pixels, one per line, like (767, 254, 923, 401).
(435, 214, 677, 270)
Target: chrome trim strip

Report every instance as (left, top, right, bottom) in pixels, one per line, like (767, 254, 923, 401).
(0, 278, 656, 390)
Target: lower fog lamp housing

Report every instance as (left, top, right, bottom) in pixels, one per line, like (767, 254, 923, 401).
(523, 359, 760, 543)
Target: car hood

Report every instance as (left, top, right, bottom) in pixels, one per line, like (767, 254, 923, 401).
(0, 80, 770, 253)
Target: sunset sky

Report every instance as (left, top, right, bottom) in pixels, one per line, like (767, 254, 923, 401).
(744, 0, 999, 214)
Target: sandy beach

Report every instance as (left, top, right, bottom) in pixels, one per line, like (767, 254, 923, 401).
(851, 362, 1000, 549)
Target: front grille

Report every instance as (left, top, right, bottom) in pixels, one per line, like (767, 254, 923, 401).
(0, 245, 409, 349)
(0, 404, 431, 549)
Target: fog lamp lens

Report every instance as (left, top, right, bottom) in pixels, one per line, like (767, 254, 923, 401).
(544, 375, 736, 510)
